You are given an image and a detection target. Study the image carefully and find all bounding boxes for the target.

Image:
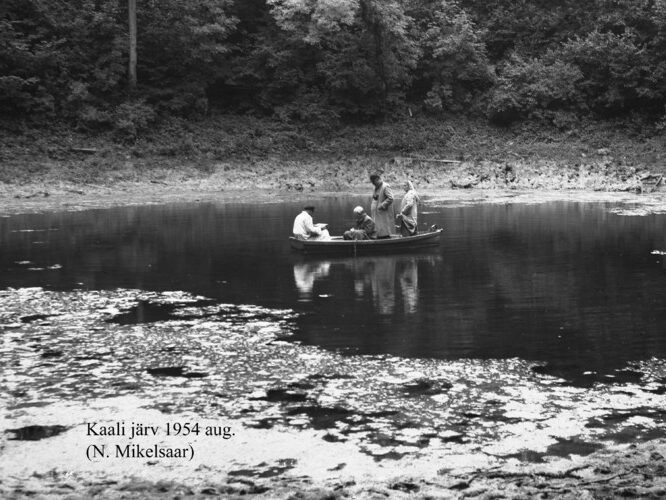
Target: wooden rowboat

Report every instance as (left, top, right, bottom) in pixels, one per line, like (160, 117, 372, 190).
(289, 229, 443, 255)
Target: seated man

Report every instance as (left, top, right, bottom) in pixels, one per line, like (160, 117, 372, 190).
(293, 205, 330, 240)
(343, 206, 377, 240)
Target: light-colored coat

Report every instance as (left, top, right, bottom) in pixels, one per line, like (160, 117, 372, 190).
(399, 185, 419, 236)
(293, 211, 329, 240)
(371, 182, 395, 238)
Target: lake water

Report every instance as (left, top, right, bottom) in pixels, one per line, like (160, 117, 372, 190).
(2, 196, 666, 385)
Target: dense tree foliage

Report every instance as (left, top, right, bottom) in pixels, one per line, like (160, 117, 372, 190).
(2, 0, 666, 131)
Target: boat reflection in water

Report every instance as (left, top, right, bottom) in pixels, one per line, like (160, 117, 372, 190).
(292, 254, 440, 315)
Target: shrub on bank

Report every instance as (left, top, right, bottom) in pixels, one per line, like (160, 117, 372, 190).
(112, 101, 157, 142)
(488, 55, 583, 125)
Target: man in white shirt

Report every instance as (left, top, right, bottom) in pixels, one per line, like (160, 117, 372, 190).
(292, 205, 330, 240)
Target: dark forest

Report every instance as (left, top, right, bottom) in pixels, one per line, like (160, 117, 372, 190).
(3, 0, 666, 139)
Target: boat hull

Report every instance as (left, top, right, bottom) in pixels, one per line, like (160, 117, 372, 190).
(289, 229, 443, 255)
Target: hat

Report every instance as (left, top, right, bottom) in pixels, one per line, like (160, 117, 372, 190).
(303, 205, 315, 211)
(353, 206, 364, 214)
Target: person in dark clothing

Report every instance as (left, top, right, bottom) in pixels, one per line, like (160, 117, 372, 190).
(343, 206, 377, 240)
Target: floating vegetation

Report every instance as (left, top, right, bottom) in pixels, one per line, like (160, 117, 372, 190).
(1, 286, 666, 475)
(5, 424, 69, 441)
(608, 204, 666, 216)
(24, 263, 62, 271)
(146, 366, 209, 378)
(423, 190, 666, 217)
(400, 377, 453, 397)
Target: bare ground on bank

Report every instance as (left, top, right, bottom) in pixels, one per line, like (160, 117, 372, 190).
(2, 114, 666, 211)
(2, 138, 666, 213)
(2, 142, 666, 216)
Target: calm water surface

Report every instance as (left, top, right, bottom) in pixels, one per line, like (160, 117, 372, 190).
(2, 197, 666, 384)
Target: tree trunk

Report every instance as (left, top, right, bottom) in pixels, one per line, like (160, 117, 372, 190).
(128, 0, 137, 89)
(359, 0, 387, 100)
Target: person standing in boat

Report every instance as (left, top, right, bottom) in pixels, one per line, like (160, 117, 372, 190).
(396, 180, 420, 237)
(293, 205, 330, 240)
(369, 173, 395, 238)
(343, 206, 377, 240)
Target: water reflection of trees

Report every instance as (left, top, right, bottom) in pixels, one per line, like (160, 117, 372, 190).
(0, 202, 303, 296)
(432, 202, 666, 368)
(0, 198, 372, 299)
(3, 199, 666, 371)
(293, 202, 666, 366)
